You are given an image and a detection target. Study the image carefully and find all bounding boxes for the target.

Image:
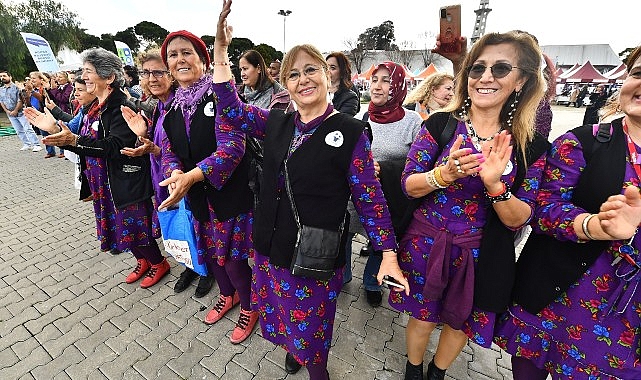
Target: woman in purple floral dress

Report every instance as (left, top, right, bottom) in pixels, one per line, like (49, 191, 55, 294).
(494, 45, 641, 380)
(38, 48, 169, 288)
(156, 30, 257, 344)
(209, 2, 408, 379)
(390, 32, 550, 380)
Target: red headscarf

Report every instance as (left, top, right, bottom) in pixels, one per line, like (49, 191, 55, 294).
(160, 30, 211, 68)
(367, 61, 407, 124)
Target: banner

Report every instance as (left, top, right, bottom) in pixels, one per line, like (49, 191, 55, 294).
(20, 32, 60, 73)
(114, 41, 134, 66)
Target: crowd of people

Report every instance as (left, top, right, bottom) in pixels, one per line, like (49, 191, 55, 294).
(2, 0, 640, 378)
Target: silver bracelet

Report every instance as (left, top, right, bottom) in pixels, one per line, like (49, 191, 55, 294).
(425, 170, 445, 189)
(582, 214, 597, 240)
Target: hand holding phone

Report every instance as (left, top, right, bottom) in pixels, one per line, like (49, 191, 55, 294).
(439, 4, 462, 54)
(382, 275, 405, 290)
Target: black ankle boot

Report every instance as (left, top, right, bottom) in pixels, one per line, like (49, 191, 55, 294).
(404, 360, 424, 380)
(285, 352, 302, 374)
(426, 359, 446, 380)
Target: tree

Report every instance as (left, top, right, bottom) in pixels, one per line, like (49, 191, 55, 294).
(228, 37, 254, 65)
(386, 40, 415, 68)
(134, 21, 168, 46)
(344, 38, 372, 74)
(114, 27, 140, 53)
(358, 20, 396, 51)
(254, 44, 279, 65)
(0, 2, 29, 77)
(12, 0, 83, 53)
(417, 31, 441, 68)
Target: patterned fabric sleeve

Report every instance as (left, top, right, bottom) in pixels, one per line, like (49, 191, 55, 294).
(160, 130, 184, 180)
(214, 81, 269, 140)
(510, 152, 547, 229)
(196, 121, 246, 190)
(532, 131, 586, 242)
(349, 132, 397, 251)
(401, 124, 441, 197)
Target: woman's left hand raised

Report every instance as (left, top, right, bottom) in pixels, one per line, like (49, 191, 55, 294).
(121, 105, 148, 137)
(216, 0, 234, 48)
(377, 251, 410, 296)
(42, 122, 76, 147)
(480, 130, 513, 193)
(24, 106, 58, 134)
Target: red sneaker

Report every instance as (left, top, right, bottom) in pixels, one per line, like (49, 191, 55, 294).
(204, 293, 240, 325)
(140, 258, 170, 288)
(230, 308, 259, 344)
(125, 259, 150, 284)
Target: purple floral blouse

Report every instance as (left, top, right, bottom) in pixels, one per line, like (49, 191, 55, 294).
(213, 81, 397, 251)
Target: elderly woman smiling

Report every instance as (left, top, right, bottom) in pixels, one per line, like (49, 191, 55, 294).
(37, 48, 170, 288)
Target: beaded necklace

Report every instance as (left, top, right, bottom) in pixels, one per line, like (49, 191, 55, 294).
(465, 118, 502, 151)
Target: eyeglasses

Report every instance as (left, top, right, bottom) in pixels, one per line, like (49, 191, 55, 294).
(287, 66, 323, 82)
(467, 63, 519, 79)
(139, 70, 169, 79)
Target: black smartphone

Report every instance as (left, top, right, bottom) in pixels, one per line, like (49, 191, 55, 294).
(382, 275, 405, 290)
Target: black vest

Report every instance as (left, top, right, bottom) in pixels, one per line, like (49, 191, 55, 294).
(513, 118, 627, 314)
(254, 111, 364, 268)
(163, 94, 253, 222)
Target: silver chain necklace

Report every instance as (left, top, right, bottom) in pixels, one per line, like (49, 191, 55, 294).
(466, 119, 501, 151)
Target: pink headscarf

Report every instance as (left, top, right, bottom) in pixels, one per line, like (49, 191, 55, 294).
(367, 61, 407, 124)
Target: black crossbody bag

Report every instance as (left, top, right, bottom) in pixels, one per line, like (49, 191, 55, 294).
(283, 159, 345, 280)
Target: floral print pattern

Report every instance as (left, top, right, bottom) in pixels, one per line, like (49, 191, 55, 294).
(81, 112, 159, 252)
(494, 130, 641, 379)
(214, 80, 396, 365)
(389, 120, 546, 348)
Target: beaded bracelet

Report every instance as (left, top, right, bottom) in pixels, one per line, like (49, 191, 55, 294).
(425, 169, 447, 189)
(485, 181, 511, 203)
(434, 166, 451, 188)
(582, 214, 597, 240)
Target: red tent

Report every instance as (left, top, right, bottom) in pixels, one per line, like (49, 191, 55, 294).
(604, 63, 627, 82)
(414, 63, 439, 80)
(562, 61, 609, 83)
(401, 65, 415, 81)
(557, 63, 581, 81)
(358, 64, 376, 81)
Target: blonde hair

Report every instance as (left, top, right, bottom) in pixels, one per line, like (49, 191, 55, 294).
(443, 31, 546, 162)
(279, 44, 329, 85)
(404, 72, 454, 106)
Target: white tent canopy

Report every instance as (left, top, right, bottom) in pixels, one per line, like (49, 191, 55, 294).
(57, 46, 82, 72)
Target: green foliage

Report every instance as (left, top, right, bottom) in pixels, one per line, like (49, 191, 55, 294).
(135, 21, 168, 46)
(358, 20, 396, 51)
(0, 2, 29, 77)
(254, 44, 279, 64)
(114, 27, 140, 53)
(12, 0, 83, 53)
(228, 37, 254, 65)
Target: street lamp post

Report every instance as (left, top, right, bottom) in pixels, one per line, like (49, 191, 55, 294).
(277, 9, 292, 52)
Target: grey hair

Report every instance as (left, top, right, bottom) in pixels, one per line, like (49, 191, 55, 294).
(80, 48, 126, 89)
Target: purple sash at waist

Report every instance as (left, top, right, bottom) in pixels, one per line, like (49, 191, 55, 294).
(403, 215, 483, 329)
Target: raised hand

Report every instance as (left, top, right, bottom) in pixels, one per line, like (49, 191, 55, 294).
(121, 105, 148, 137)
(440, 134, 484, 183)
(24, 107, 58, 134)
(479, 131, 513, 192)
(42, 122, 76, 147)
(120, 136, 159, 157)
(598, 186, 641, 240)
(216, 0, 234, 48)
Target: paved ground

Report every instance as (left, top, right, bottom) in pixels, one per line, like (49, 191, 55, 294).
(0, 106, 585, 380)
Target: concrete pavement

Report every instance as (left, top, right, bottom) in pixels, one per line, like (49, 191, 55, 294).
(0, 106, 584, 379)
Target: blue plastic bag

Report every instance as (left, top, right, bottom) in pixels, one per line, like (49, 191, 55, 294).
(157, 198, 208, 276)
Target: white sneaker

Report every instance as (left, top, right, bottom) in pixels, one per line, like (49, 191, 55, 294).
(20, 145, 31, 151)
(32, 145, 42, 152)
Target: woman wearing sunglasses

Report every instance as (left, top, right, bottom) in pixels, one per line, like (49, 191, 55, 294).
(391, 31, 549, 380)
(494, 46, 641, 380)
(205, 2, 409, 378)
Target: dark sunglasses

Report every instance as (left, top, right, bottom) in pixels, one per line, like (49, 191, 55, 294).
(139, 70, 169, 79)
(467, 63, 519, 79)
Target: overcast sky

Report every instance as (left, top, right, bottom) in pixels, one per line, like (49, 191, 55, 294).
(51, 0, 639, 60)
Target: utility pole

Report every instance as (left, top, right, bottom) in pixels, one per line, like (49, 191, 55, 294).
(277, 9, 292, 52)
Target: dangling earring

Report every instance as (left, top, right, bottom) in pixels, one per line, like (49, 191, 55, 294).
(506, 90, 520, 129)
(458, 96, 471, 119)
